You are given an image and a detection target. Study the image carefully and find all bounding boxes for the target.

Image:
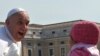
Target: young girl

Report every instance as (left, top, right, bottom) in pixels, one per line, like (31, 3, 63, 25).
(68, 20, 100, 56)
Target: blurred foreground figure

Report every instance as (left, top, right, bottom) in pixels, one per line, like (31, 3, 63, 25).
(68, 20, 100, 56)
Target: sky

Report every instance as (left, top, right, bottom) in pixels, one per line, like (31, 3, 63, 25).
(0, 0, 100, 25)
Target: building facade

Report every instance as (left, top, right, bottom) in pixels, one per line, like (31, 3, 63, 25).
(0, 20, 100, 56)
(22, 20, 89, 56)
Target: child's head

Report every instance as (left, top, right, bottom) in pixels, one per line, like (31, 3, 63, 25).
(70, 20, 100, 45)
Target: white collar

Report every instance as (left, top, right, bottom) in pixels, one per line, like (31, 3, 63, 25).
(71, 43, 100, 56)
(4, 25, 17, 43)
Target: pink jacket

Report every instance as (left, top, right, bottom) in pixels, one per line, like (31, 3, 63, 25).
(68, 43, 100, 56)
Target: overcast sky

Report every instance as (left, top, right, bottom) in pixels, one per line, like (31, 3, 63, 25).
(0, 0, 100, 25)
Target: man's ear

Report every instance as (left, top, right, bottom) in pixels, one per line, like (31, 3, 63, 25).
(5, 19, 10, 25)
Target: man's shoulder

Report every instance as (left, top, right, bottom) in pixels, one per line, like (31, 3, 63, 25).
(0, 26, 6, 35)
(0, 26, 8, 39)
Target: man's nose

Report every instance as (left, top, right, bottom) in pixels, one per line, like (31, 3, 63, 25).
(21, 24, 28, 31)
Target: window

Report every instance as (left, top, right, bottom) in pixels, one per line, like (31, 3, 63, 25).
(49, 42, 53, 46)
(63, 30, 67, 32)
(33, 32, 35, 34)
(60, 41, 65, 44)
(52, 31, 55, 34)
(27, 42, 32, 46)
(38, 49, 42, 56)
(38, 43, 41, 46)
(49, 48, 54, 56)
(28, 49, 32, 56)
(61, 48, 65, 56)
(40, 32, 42, 34)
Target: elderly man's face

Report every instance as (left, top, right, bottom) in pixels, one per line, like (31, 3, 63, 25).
(6, 12, 29, 41)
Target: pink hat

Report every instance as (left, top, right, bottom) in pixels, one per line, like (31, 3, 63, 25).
(70, 20, 100, 44)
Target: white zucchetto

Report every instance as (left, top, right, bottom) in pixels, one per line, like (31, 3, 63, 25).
(7, 8, 27, 18)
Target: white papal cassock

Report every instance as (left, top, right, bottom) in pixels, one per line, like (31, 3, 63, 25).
(0, 26, 21, 56)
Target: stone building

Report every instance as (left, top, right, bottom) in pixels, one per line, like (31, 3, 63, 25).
(22, 20, 95, 56)
(0, 20, 100, 56)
